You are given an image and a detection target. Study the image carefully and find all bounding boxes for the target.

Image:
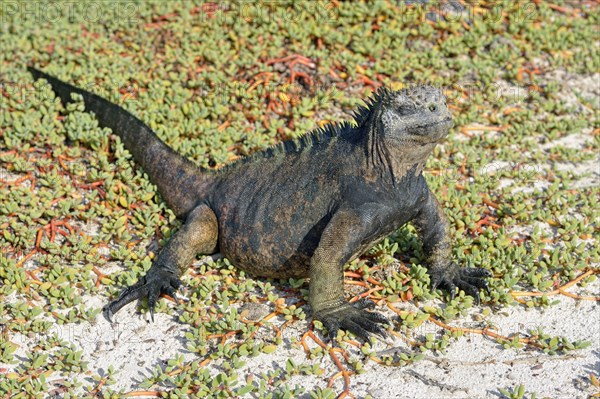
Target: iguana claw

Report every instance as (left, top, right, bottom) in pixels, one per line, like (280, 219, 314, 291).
(104, 266, 181, 322)
(430, 265, 492, 304)
(316, 300, 390, 343)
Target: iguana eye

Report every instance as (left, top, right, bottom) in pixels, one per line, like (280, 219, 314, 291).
(429, 104, 438, 112)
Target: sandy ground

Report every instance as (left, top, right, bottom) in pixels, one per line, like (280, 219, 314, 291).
(11, 278, 594, 398)
(3, 71, 598, 398)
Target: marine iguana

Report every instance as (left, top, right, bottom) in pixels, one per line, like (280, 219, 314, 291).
(28, 66, 491, 341)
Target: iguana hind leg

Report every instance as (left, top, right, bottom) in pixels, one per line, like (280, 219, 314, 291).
(309, 207, 390, 342)
(105, 204, 218, 321)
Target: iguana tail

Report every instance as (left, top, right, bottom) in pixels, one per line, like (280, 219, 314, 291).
(28, 66, 211, 218)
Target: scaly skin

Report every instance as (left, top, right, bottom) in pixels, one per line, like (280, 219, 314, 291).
(29, 66, 491, 341)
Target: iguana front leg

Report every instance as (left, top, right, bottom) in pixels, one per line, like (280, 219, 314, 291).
(310, 207, 389, 342)
(415, 188, 491, 302)
(105, 204, 218, 321)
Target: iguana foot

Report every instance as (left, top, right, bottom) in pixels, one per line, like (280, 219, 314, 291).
(430, 265, 491, 304)
(104, 267, 181, 322)
(315, 300, 390, 343)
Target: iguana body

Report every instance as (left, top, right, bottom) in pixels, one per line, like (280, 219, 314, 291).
(29, 67, 490, 340)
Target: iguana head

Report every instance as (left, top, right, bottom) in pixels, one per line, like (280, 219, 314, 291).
(377, 86, 453, 146)
(354, 86, 453, 179)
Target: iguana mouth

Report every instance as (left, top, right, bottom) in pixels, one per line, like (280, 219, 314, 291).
(408, 117, 452, 140)
(412, 116, 453, 131)
(388, 136, 440, 146)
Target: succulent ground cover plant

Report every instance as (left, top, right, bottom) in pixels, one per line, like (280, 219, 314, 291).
(1, 1, 598, 398)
